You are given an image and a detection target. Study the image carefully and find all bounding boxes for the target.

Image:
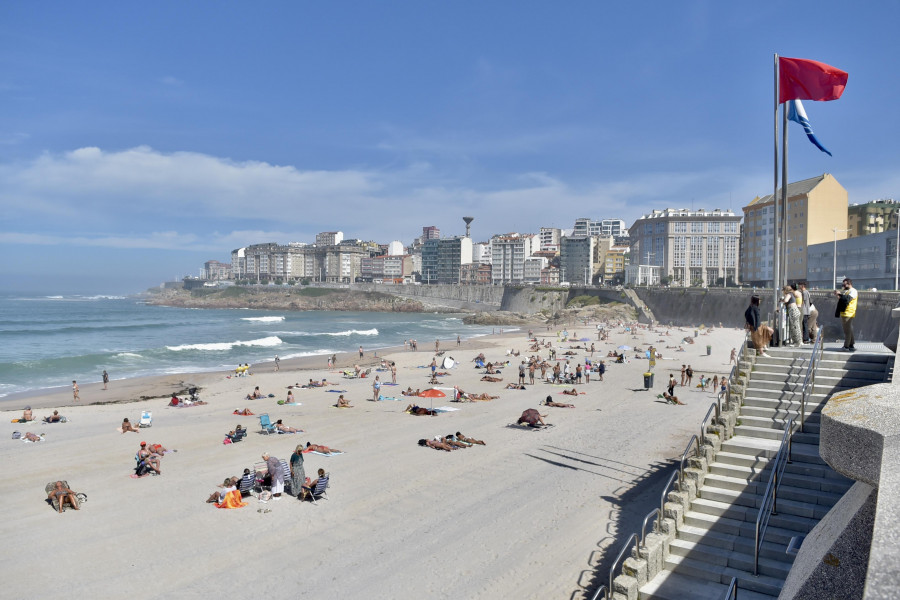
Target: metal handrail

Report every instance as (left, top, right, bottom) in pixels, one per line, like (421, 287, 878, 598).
(640, 508, 660, 549)
(754, 416, 796, 575)
(607, 533, 639, 600)
(660, 469, 679, 515)
(700, 402, 721, 446)
(724, 576, 738, 598)
(588, 585, 608, 600)
(678, 435, 701, 486)
(798, 326, 824, 432)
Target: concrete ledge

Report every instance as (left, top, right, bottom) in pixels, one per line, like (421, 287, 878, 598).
(818, 381, 900, 597)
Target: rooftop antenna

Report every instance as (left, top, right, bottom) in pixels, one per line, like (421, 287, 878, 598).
(463, 216, 474, 238)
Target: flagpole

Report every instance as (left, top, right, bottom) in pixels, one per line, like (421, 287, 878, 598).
(773, 54, 781, 328)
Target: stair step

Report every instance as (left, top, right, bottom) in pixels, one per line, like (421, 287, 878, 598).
(668, 539, 793, 579)
(689, 498, 819, 532)
(704, 467, 852, 494)
(697, 487, 831, 519)
(664, 554, 785, 596)
(682, 511, 804, 546)
(639, 570, 778, 600)
(676, 525, 794, 561)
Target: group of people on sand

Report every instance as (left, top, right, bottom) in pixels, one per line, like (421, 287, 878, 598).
(136, 441, 168, 475)
(418, 432, 485, 451)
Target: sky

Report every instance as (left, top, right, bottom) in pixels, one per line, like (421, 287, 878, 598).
(1, 1, 898, 294)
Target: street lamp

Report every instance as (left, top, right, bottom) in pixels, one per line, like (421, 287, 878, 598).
(833, 227, 850, 290)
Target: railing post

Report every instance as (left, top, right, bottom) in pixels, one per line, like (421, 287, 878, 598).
(772, 470, 779, 516)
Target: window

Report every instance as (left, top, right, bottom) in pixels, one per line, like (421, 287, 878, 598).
(690, 237, 703, 267)
(707, 236, 719, 266)
(691, 222, 703, 233)
(673, 236, 686, 267)
(674, 222, 687, 233)
(708, 222, 720, 233)
(656, 223, 665, 234)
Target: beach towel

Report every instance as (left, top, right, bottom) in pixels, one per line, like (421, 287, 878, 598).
(309, 451, 344, 457)
(506, 423, 554, 431)
(558, 392, 586, 395)
(215, 489, 248, 509)
(432, 406, 460, 412)
(376, 396, 402, 401)
(325, 390, 348, 393)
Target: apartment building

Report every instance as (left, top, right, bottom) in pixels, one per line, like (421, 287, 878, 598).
(741, 173, 848, 286)
(628, 208, 741, 286)
(560, 235, 595, 285)
(539, 227, 561, 252)
(491, 233, 538, 285)
(421, 236, 473, 284)
(847, 199, 899, 238)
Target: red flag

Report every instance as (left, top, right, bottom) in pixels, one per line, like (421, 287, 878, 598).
(779, 57, 848, 104)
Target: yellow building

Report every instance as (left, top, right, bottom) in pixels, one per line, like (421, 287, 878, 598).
(741, 173, 848, 286)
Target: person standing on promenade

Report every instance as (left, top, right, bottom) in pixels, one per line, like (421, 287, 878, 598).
(373, 375, 381, 402)
(72, 380, 79, 402)
(799, 282, 812, 344)
(274, 355, 280, 372)
(744, 294, 772, 357)
(834, 278, 858, 351)
(781, 285, 802, 347)
(102, 370, 109, 390)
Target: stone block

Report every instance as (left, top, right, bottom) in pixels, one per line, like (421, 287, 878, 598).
(663, 501, 684, 529)
(612, 573, 638, 600)
(641, 531, 668, 579)
(622, 555, 647, 589)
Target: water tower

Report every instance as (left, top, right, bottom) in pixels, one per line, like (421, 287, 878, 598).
(463, 216, 474, 238)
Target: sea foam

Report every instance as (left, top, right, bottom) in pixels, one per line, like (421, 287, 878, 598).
(241, 316, 285, 323)
(167, 336, 283, 352)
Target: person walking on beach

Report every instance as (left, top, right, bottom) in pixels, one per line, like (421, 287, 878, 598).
(528, 361, 536, 385)
(373, 376, 381, 402)
(457, 335, 461, 347)
(729, 348, 737, 365)
(518, 361, 526, 385)
(680, 365, 686, 386)
(598, 360, 605, 382)
(102, 370, 109, 390)
(391, 362, 397, 384)
(685, 365, 694, 387)
(668, 374, 676, 397)
(289, 444, 305, 497)
(834, 278, 858, 351)
(359, 346, 364, 358)
(274, 355, 280, 372)
(327, 354, 333, 368)
(72, 380, 79, 402)
(435, 339, 440, 353)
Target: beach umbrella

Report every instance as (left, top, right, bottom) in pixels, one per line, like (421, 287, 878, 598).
(419, 388, 445, 416)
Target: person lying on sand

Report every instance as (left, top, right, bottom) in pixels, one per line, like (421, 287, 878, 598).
(24, 432, 44, 442)
(481, 376, 503, 382)
(401, 387, 421, 396)
(455, 431, 485, 445)
(661, 392, 686, 406)
(306, 442, 342, 454)
(48, 481, 80, 513)
(234, 408, 254, 416)
(457, 390, 498, 401)
(544, 395, 575, 408)
(335, 394, 353, 408)
(43, 410, 62, 423)
(405, 404, 438, 416)
(561, 388, 578, 396)
(418, 438, 454, 451)
(505, 383, 525, 390)
(274, 419, 301, 433)
(122, 418, 140, 433)
(440, 436, 470, 449)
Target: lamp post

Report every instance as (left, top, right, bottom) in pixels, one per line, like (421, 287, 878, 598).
(833, 227, 850, 290)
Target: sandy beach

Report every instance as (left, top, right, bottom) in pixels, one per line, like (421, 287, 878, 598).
(2, 322, 745, 600)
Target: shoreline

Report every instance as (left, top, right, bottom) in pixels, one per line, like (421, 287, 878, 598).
(1, 332, 526, 411)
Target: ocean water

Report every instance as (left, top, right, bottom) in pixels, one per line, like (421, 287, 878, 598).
(0, 293, 503, 399)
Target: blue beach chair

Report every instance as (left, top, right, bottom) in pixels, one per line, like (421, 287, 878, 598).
(259, 414, 276, 435)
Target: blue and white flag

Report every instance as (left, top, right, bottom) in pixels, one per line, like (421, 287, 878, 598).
(787, 99, 832, 156)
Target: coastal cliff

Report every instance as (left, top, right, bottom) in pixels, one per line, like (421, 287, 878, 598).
(144, 286, 430, 312)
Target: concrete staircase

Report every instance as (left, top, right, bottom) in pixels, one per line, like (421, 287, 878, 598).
(626, 346, 892, 600)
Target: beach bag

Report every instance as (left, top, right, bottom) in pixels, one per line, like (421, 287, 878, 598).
(12, 431, 21, 439)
